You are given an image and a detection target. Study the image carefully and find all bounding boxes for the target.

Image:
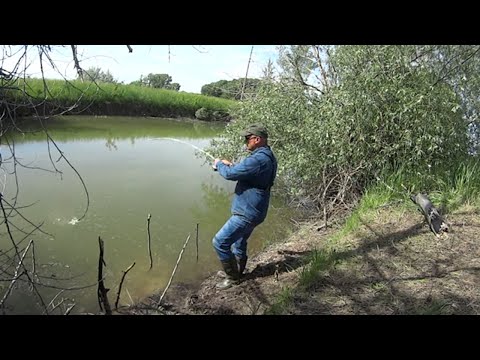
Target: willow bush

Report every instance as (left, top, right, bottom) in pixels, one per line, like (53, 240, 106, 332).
(207, 45, 479, 214)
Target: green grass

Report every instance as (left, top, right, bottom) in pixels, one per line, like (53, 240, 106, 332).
(265, 286, 294, 315)
(431, 159, 480, 211)
(6, 78, 238, 118)
(416, 299, 451, 315)
(299, 249, 339, 288)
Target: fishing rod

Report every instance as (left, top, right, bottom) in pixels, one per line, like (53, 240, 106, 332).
(155, 137, 218, 170)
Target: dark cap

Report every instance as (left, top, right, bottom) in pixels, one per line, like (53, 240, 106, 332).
(240, 123, 268, 139)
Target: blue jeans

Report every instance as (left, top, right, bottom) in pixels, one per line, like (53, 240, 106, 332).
(212, 215, 257, 262)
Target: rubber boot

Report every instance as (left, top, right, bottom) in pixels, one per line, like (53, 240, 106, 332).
(217, 256, 248, 278)
(216, 258, 240, 290)
(237, 256, 247, 276)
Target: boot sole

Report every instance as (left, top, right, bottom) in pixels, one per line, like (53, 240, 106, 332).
(217, 271, 245, 279)
(216, 280, 239, 290)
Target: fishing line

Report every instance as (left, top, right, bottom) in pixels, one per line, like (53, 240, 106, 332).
(155, 137, 246, 165)
(155, 137, 215, 160)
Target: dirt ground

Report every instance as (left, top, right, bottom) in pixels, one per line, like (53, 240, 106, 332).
(121, 204, 480, 315)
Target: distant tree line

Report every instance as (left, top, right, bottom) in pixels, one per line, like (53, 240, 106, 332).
(79, 67, 265, 99)
(201, 78, 262, 100)
(79, 68, 182, 91)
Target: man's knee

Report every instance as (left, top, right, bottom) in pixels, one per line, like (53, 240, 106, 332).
(213, 235, 228, 252)
(212, 236, 220, 250)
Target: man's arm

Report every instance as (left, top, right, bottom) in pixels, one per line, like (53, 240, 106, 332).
(216, 156, 261, 181)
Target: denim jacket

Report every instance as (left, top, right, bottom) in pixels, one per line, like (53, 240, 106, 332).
(217, 146, 277, 223)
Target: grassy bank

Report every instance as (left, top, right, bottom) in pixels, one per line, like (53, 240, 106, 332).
(266, 158, 480, 314)
(6, 78, 237, 119)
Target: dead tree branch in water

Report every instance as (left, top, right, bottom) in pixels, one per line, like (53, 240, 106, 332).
(42, 277, 107, 315)
(50, 297, 75, 314)
(195, 223, 199, 263)
(158, 233, 191, 307)
(147, 213, 153, 270)
(46, 289, 66, 313)
(115, 262, 136, 310)
(97, 236, 112, 315)
(64, 303, 76, 315)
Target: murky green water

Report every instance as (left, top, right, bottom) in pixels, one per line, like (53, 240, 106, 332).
(0, 116, 295, 314)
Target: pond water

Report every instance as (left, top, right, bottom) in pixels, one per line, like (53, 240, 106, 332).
(0, 116, 295, 314)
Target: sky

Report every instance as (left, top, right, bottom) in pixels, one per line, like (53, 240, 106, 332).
(2, 45, 280, 94)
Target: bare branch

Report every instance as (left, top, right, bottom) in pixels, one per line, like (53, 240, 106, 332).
(0, 195, 48, 313)
(240, 46, 254, 101)
(0, 239, 33, 311)
(64, 303, 75, 315)
(41, 126, 90, 221)
(0, 196, 51, 237)
(433, 46, 480, 87)
(147, 213, 153, 270)
(46, 289, 65, 313)
(97, 236, 112, 315)
(191, 46, 208, 53)
(115, 262, 136, 310)
(195, 223, 199, 263)
(70, 45, 83, 81)
(158, 233, 191, 306)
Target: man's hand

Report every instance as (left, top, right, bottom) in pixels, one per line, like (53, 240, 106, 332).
(214, 159, 233, 168)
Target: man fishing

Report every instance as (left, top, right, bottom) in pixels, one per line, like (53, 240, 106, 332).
(212, 123, 277, 290)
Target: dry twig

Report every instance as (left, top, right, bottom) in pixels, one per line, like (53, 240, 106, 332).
(0, 239, 33, 311)
(115, 262, 136, 310)
(195, 223, 199, 263)
(147, 214, 153, 270)
(158, 233, 192, 306)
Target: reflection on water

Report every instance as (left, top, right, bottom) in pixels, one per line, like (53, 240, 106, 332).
(0, 116, 295, 314)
